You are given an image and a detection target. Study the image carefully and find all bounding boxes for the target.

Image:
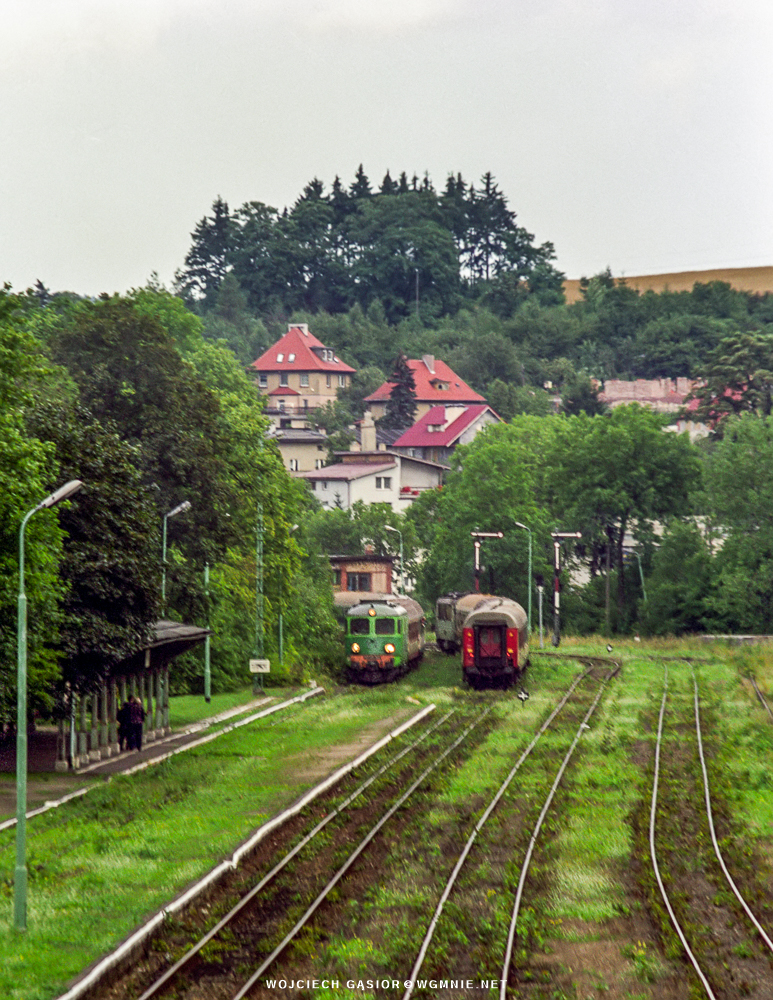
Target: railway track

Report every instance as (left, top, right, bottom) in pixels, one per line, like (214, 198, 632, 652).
(645, 666, 773, 999)
(98, 707, 495, 1000)
(395, 660, 618, 999)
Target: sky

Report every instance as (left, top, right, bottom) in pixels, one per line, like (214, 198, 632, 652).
(2, 0, 772, 297)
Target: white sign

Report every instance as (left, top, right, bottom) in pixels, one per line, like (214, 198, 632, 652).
(249, 659, 271, 673)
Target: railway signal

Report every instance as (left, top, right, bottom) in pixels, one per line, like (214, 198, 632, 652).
(551, 532, 581, 647)
(470, 530, 503, 593)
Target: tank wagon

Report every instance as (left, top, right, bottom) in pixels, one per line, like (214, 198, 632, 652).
(345, 596, 426, 684)
(435, 592, 497, 654)
(461, 596, 529, 689)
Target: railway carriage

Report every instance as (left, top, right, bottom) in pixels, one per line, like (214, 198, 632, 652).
(345, 596, 426, 684)
(435, 591, 497, 654)
(461, 596, 529, 689)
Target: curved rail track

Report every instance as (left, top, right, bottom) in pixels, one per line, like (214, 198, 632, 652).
(649, 666, 773, 999)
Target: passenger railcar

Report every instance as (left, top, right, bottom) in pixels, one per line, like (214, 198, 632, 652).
(435, 591, 496, 654)
(461, 596, 529, 689)
(345, 596, 426, 685)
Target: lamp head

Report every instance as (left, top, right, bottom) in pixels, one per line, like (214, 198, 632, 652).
(37, 480, 83, 510)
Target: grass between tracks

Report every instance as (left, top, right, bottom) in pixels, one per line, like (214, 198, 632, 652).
(307, 638, 773, 1000)
(3, 637, 773, 1000)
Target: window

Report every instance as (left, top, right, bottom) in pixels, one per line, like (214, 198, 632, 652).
(279, 373, 288, 386)
(258, 374, 267, 388)
(300, 373, 309, 387)
(338, 374, 346, 387)
(277, 353, 284, 362)
(375, 618, 395, 635)
(347, 573, 371, 591)
(376, 477, 392, 490)
(289, 459, 299, 471)
(322, 481, 328, 490)
(278, 400, 285, 411)
(315, 459, 324, 469)
(326, 374, 331, 388)
(288, 353, 295, 362)
(310, 481, 316, 491)
(350, 618, 370, 634)
(332, 569, 341, 586)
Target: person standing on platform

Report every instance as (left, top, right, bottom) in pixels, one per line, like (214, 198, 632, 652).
(128, 695, 146, 751)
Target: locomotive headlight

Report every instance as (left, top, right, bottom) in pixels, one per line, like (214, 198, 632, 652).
(351, 642, 360, 653)
(384, 643, 396, 654)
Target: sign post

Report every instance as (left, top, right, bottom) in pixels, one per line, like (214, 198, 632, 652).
(249, 658, 270, 693)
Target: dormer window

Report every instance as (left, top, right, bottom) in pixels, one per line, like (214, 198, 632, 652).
(431, 379, 450, 391)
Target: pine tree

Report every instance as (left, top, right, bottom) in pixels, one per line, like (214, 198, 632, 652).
(382, 353, 417, 429)
(380, 170, 398, 195)
(175, 196, 234, 310)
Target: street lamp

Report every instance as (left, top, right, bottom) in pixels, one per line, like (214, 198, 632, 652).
(385, 525, 404, 595)
(514, 521, 532, 634)
(16, 478, 83, 931)
(279, 524, 299, 666)
(162, 500, 191, 612)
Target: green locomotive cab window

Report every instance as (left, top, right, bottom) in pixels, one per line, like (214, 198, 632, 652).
(350, 618, 370, 635)
(375, 618, 395, 635)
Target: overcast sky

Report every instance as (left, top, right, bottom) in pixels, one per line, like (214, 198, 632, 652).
(2, 0, 772, 297)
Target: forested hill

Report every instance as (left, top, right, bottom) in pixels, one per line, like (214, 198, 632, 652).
(172, 170, 773, 428)
(174, 168, 565, 325)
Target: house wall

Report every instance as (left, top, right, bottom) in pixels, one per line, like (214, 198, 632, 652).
(275, 439, 327, 472)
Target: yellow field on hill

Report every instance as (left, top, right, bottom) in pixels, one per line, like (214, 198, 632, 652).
(563, 265, 773, 304)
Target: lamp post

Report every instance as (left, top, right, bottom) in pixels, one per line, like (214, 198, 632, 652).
(535, 573, 545, 649)
(385, 525, 404, 595)
(161, 500, 191, 612)
(16, 479, 83, 931)
(279, 524, 298, 666)
(203, 563, 211, 702)
(514, 521, 532, 634)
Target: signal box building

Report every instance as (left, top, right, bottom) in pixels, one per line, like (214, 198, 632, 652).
(250, 324, 356, 429)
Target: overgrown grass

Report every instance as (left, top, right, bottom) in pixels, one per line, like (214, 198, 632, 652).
(167, 684, 265, 728)
(0, 689, 428, 1000)
(3, 636, 773, 1000)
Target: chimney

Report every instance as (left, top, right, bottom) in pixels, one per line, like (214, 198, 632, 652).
(360, 410, 377, 452)
(423, 354, 435, 374)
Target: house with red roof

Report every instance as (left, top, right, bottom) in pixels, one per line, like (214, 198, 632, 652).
(364, 355, 485, 423)
(390, 403, 502, 464)
(250, 323, 356, 429)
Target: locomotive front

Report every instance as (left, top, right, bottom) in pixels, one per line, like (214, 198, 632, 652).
(346, 600, 410, 684)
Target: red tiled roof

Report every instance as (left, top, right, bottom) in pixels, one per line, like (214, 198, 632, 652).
(268, 386, 301, 396)
(296, 461, 397, 482)
(364, 357, 485, 405)
(250, 325, 356, 374)
(393, 404, 497, 448)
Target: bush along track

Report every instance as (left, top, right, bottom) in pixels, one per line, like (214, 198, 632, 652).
(631, 665, 773, 1000)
